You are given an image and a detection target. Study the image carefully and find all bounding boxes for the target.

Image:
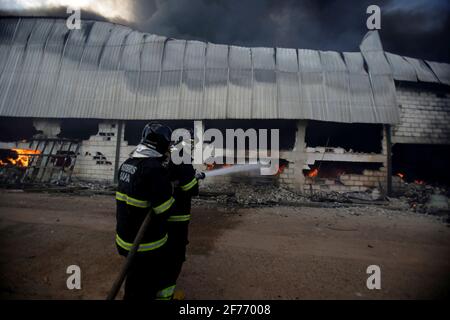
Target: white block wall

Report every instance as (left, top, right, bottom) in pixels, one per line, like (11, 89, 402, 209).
(393, 86, 450, 144)
(72, 121, 118, 182)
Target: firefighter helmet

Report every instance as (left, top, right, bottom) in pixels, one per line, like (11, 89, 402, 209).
(141, 123, 172, 154)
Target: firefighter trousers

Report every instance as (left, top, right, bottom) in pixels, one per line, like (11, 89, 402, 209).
(122, 247, 169, 300)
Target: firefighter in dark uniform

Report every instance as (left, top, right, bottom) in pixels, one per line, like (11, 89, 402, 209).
(115, 123, 176, 300)
(162, 134, 201, 299)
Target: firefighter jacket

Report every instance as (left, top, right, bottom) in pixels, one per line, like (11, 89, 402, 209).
(168, 162, 199, 224)
(115, 152, 175, 256)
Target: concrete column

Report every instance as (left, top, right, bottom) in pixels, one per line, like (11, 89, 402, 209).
(291, 120, 307, 191)
(384, 124, 392, 196)
(193, 120, 204, 167)
(279, 120, 307, 192)
(113, 121, 124, 183)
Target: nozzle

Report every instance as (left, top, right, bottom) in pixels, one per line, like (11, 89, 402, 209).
(195, 171, 206, 180)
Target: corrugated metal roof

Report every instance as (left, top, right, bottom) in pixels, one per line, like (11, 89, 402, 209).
(343, 52, 377, 123)
(252, 47, 277, 118)
(276, 48, 301, 118)
(320, 51, 351, 123)
(426, 61, 450, 86)
(403, 56, 439, 83)
(384, 52, 417, 82)
(180, 41, 205, 119)
(298, 49, 325, 120)
(228, 45, 252, 118)
(32, 20, 71, 118)
(360, 31, 400, 123)
(204, 43, 228, 119)
(0, 18, 448, 124)
(97, 25, 132, 119)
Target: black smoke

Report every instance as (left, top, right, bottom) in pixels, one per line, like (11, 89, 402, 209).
(131, 0, 450, 62)
(1, 0, 449, 62)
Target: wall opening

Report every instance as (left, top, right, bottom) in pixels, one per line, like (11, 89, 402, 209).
(204, 120, 297, 151)
(305, 121, 383, 153)
(393, 144, 450, 186)
(124, 120, 194, 145)
(58, 119, 100, 140)
(0, 117, 40, 142)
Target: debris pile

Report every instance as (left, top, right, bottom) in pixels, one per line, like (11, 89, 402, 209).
(310, 189, 384, 204)
(198, 182, 309, 207)
(399, 182, 449, 214)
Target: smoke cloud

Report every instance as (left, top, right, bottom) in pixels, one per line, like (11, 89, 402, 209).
(0, 0, 448, 62)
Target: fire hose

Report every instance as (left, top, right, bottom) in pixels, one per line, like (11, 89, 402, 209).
(106, 172, 206, 300)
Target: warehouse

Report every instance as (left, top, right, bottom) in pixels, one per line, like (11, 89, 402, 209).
(0, 17, 449, 194)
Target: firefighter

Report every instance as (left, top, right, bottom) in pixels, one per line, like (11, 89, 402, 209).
(162, 132, 200, 299)
(115, 123, 176, 300)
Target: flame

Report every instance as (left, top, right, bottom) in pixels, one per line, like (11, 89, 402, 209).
(307, 168, 319, 178)
(0, 148, 41, 167)
(277, 164, 287, 175)
(414, 180, 425, 185)
(396, 173, 405, 179)
(205, 163, 233, 171)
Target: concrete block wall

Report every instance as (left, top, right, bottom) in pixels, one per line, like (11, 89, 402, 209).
(72, 121, 118, 182)
(277, 120, 308, 191)
(393, 86, 450, 144)
(286, 121, 388, 194)
(0, 119, 119, 183)
(302, 168, 387, 194)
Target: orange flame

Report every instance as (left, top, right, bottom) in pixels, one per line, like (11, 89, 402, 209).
(205, 163, 233, 171)
(0, 148, 41, 167)
(396, 173, 405, 179)
(307, 168, 319, 178)
(277, 164, 287, 175)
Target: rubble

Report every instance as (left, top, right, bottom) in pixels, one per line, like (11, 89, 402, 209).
(398, 182, 450, 214)
(198, 182, 310, 207)
(3, 174, 448, 221)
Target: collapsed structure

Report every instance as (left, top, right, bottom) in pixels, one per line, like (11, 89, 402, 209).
(0, 17, 449, 194)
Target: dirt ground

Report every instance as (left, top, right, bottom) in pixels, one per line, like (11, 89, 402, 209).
(0, 190, 449, 300)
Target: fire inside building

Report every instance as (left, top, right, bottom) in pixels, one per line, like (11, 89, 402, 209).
(0, 17, 449, 195)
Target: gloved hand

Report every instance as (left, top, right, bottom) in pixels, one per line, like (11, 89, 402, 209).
(195, 171, 206, 180)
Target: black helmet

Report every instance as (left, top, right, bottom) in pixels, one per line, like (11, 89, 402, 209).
(141, 123, 172, 154)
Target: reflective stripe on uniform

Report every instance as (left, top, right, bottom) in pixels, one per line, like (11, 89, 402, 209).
(115, 192, 151, 208)
(156, 285, 175, 299)
(153, 197, 175, 214)
(180, 177, 197, 191)
(167, 214, 191, 222)
(115, 233, 168, 252)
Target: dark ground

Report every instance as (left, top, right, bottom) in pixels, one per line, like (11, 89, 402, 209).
(0, 191, 449, 299)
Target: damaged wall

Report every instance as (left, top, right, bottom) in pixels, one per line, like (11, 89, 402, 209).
(72, 121, 118, 182)
(0, 119, 119, 183)
(276, 121, 389, 195)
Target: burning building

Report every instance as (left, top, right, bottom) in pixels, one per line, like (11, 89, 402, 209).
(0, 17, 449, 194)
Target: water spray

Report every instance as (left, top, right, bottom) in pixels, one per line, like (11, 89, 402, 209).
(196, 163, 262, 179)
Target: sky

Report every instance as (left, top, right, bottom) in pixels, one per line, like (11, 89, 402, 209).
(0, 0, 449, 62)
